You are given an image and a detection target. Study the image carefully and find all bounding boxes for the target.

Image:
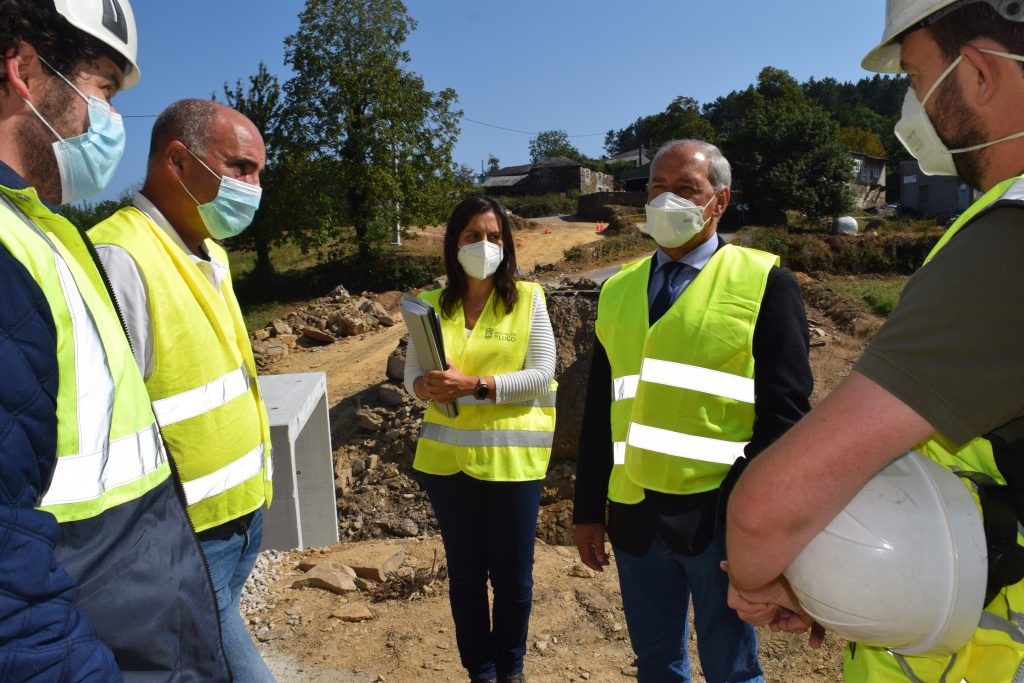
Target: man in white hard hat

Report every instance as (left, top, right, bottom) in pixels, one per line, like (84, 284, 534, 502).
(573, 139, 813, 682)
(91, 99, 275, 681)
(0, 1, 229, 680)
(725, 0, 1024, 681)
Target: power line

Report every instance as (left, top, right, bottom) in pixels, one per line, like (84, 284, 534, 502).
(120, 112, 605, 138)
(461, 115, 604, 137)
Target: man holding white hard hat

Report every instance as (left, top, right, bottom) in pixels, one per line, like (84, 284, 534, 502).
(725, 0, 1024, 680)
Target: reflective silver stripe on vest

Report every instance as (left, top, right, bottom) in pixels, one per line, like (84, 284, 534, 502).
(151, 365, 250, 427)
(182, 442, 265, 505)
(613, 441, 626, 465)
(640, 358, 754, 404)
(53, 245, 115, 453)
(40, 423, 166, 506)
(420, 423, 554, 448)
(626, 423, 748, 465)
(1004, 177, 1024, 202)
(456, 391, 557, 408)
(979, 611, 1024, 645)
(612, 375, 639, 402)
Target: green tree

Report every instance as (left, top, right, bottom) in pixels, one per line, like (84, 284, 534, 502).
(528, 129, 583, 162)
(486, 154, 501, 173)
(605, 96, 716, 157)
(215, 61, 287, 275)
(839, 127, 888, 158)
(283, 0, 465, 255)
(719, 67, 853, 220)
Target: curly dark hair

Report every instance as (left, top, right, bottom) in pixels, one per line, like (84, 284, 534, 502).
(927, 3, 1024, 73)
(0, 0, 123, 89)
(438, 195, 519, 320)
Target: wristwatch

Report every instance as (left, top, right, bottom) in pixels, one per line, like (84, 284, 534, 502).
(474, 376, 489, 400)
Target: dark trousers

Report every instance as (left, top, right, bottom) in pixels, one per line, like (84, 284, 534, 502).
(421, 471, 542, 681)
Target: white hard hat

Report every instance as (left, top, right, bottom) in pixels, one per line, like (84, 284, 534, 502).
(784, 450, 987, 656)
(52, 0, 140, 89)
(862, 0, 1024, 73)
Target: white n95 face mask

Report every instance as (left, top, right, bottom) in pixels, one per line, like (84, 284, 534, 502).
(643, 191, 717, 248)
(895, 49, 1024, 177)
(458, 240, 503, 280)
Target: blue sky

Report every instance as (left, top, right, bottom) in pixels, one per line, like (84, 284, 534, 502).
(98, 0, 889, 202)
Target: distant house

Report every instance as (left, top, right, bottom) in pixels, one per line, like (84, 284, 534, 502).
(850, 152, 887, 209)
(620, 163, 651, 193)
(898, 159, 978, 218)
(479, 156, 613, 196)
(604, 147, 650, 167)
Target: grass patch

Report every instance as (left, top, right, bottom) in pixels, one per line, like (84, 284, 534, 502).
(230, 241, 330, 279)
(493, 193, 577, 219)
(821, 276, 909, 317)
(562, 229, 652, 269)
(241, 301, 301, 334)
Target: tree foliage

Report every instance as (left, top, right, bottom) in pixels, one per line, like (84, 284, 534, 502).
(215, 61, 287, 275)
(282, 0, 467, 254)
(839, 127, 888, 158)
(63, 184, 139, 230)
(604, 96, 716, 157)
(717, 67, 853, 219)
(802, 74, 908, 158)
(528, 129, 583, 162)
(486, 154, 501, 173)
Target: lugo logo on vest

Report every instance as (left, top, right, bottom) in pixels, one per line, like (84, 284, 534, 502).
(484, 327, 517, 343)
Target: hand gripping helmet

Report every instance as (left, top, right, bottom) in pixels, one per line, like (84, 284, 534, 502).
(862, 0, 1024, 72)
(784, 450, 987, 656)
(52, 0, 140, 89)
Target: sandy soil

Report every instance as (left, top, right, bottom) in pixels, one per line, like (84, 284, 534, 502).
(404, 215, 609, 273)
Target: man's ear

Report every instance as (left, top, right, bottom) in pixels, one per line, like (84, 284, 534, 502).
(960, 44, 1000, 107)
(715, 186, 731, 217)
(4, 42, 38, 100)
(165, 140, 189, 177)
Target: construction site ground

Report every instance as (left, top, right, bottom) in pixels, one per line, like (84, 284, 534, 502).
(254, 216, 874, 682)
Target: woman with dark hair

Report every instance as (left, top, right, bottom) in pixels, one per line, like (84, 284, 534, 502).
(404, 195, 557, 683)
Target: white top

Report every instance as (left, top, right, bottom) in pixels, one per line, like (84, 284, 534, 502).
(94, 192, 227, 379)
(403, 287, 557, 404)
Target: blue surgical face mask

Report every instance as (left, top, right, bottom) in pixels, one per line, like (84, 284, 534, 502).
(22, 56, 126, 204)
(179, 147, 262, 239)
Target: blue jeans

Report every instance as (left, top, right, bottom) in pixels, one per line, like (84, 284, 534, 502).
(421, 472, 542, 681)
(198, 507, 276, 682)
(614, 531, 762, 683)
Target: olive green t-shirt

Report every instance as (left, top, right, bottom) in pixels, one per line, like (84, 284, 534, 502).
(855, 206, 1024, 448)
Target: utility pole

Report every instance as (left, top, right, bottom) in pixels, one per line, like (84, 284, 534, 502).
(391, 137, 401, 246)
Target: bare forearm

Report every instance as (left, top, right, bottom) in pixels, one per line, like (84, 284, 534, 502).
(726, 371, 934, 590)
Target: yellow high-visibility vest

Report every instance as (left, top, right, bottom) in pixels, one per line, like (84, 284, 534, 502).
(413, 281, 557, 481)
(0, 187, 170, 521)
(845, 174, 1024, 683)
(90, 207, 272, 533)
(597, 245, 776, 502)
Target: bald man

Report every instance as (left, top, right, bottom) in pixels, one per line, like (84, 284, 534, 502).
(90, 99, 276, 681)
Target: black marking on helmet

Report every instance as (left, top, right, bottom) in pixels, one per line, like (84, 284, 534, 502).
(102, 0, 129, 44)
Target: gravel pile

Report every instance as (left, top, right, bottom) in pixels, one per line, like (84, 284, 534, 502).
(241, 548, 291, 632)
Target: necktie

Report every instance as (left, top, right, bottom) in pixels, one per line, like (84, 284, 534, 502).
(650, 261, 686, 325)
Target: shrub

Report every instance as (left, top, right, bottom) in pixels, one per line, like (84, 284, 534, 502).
(747, 228, 940, 274)
(496, 193, 576, 218)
